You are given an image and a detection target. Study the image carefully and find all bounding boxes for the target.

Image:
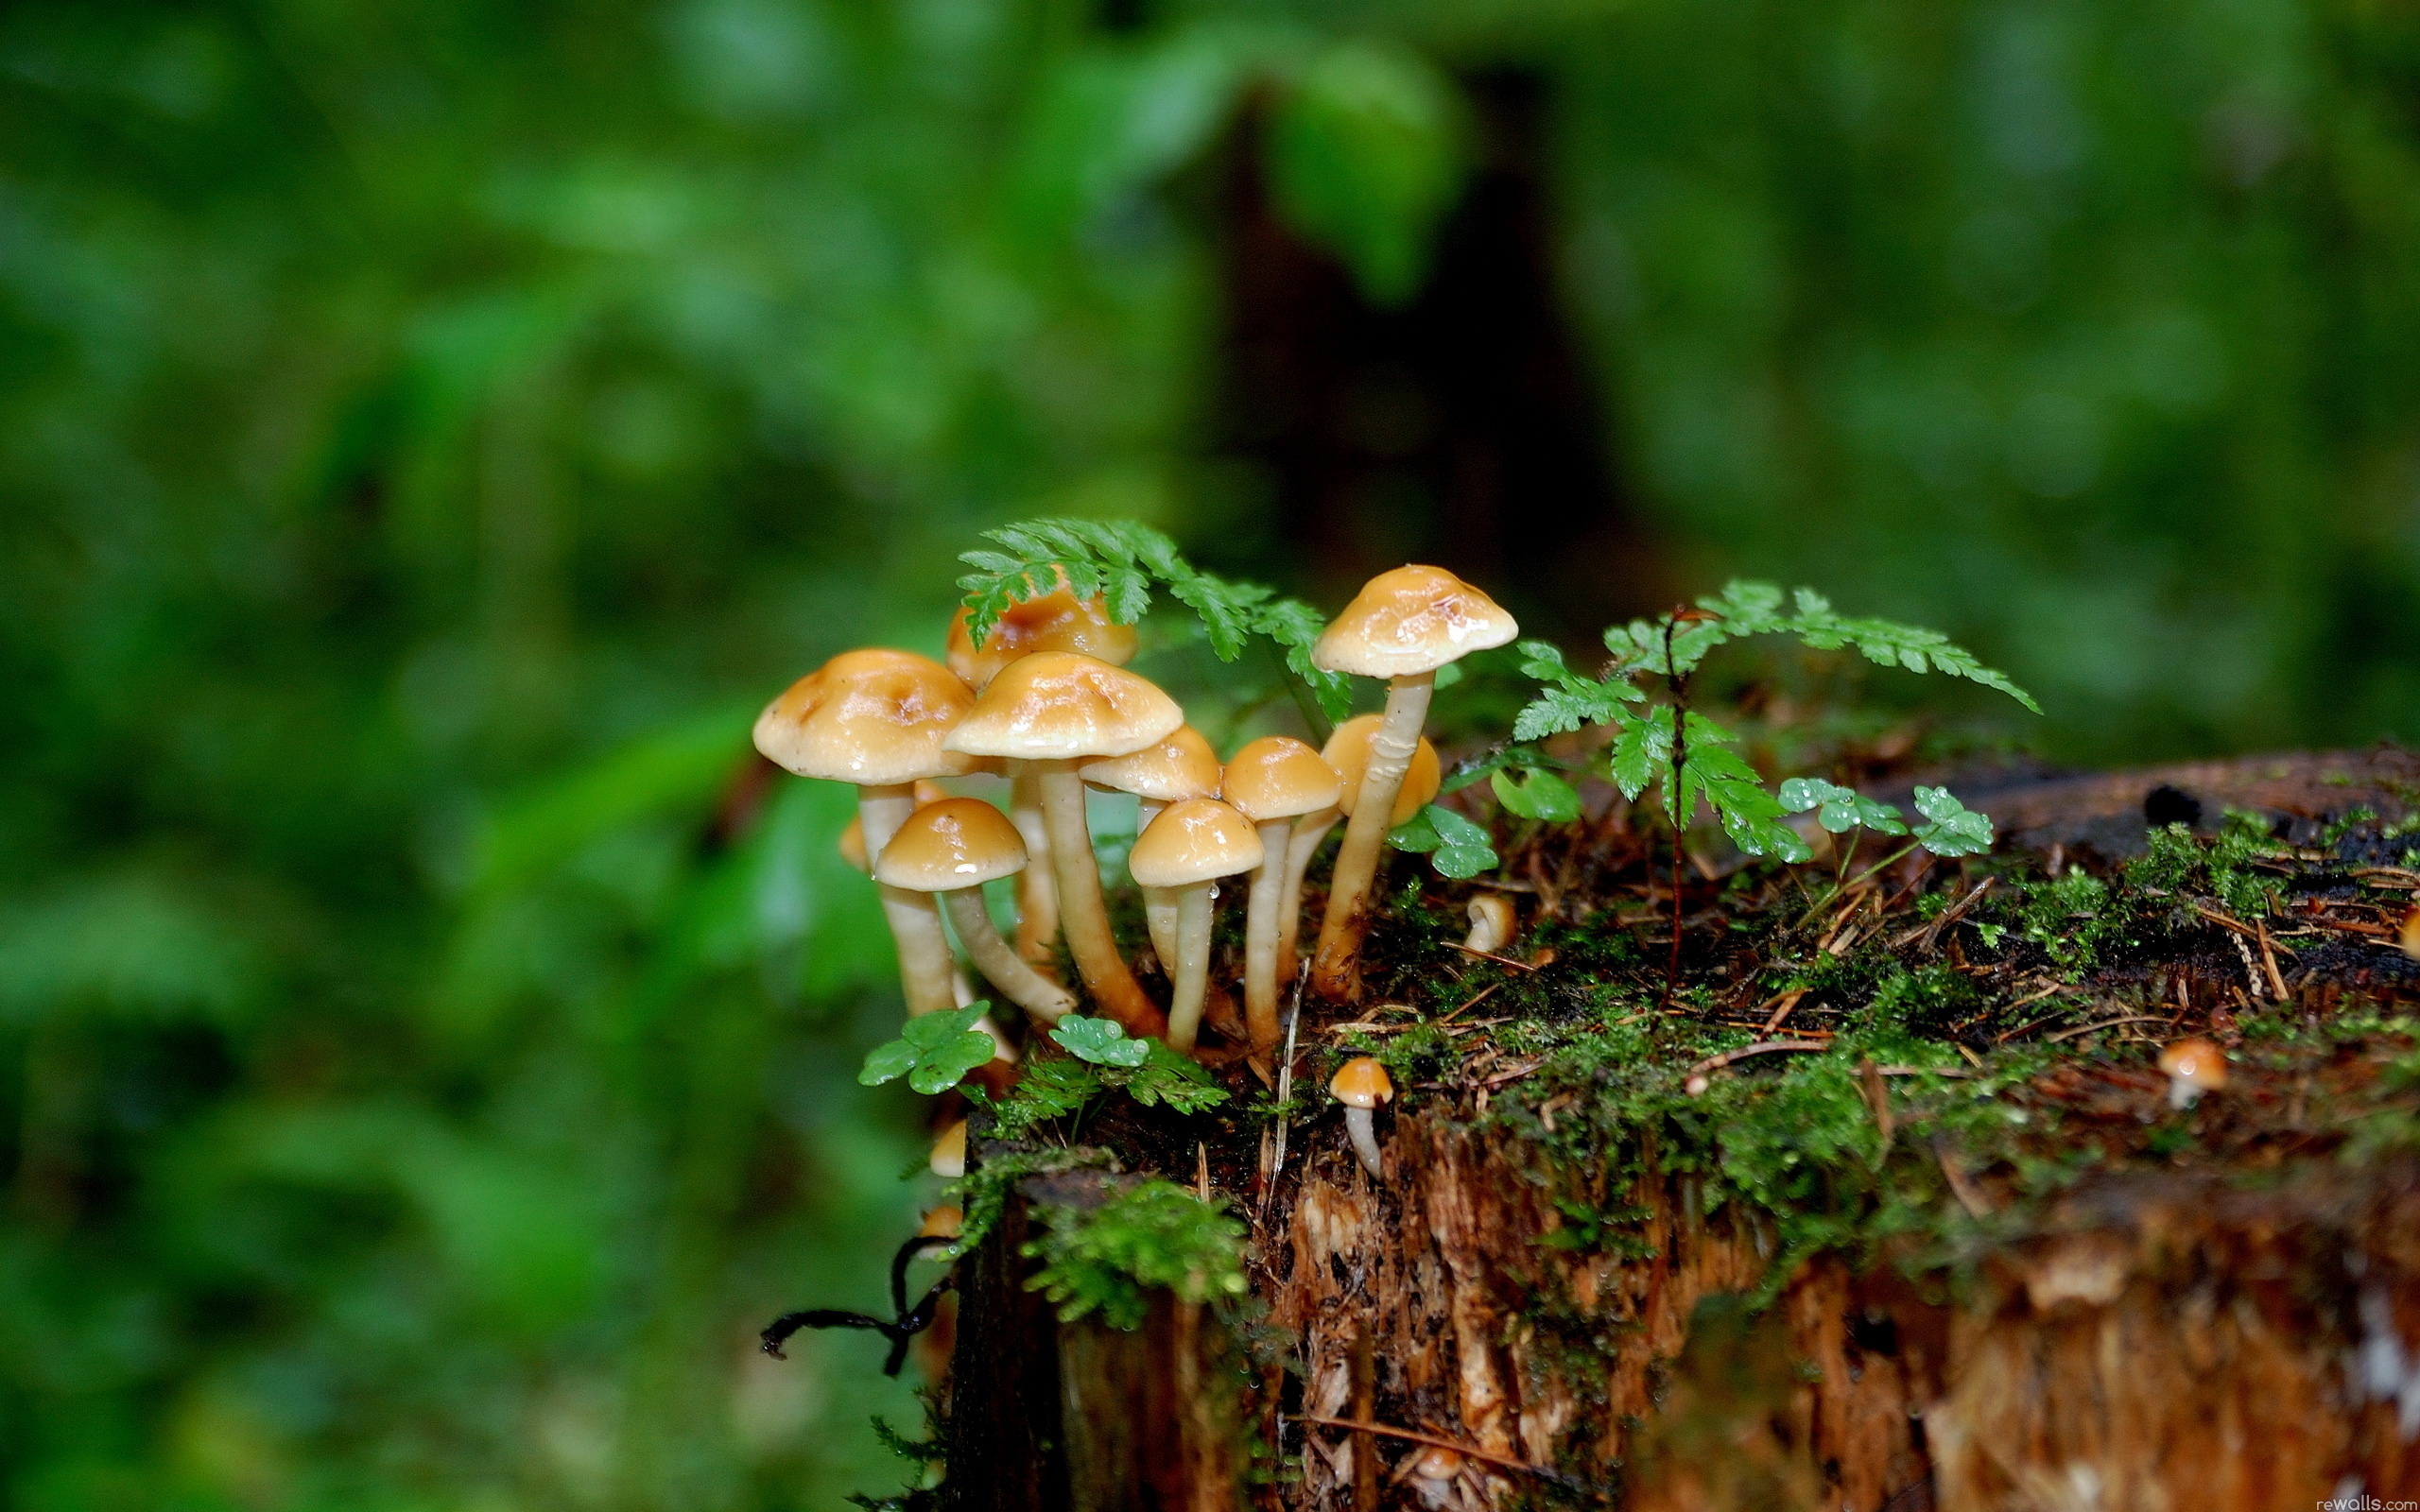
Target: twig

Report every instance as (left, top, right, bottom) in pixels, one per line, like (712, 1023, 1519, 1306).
(2187, 902, 2256, 937)
(2258, 919, 2290, 1000)
(1684, 1040, 1829, 1092)
(1758, 988, 1809, 1034)
(1449, 944, 1538, 972)
(1931, 1131, 1990, 1219)
(1289, 1416, 1577, 1484)
(1859, 1058, 1894, 1150)
(2043, 1015, 2172, 1044)
(1920, 877, 1995, 953)
(1259, 964, 1308, 1219)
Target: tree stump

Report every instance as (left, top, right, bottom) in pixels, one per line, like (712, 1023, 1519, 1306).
(941, 748, 2420, 1511)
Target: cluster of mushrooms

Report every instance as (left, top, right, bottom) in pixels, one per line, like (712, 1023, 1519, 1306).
(750, 563, 1519, 1179)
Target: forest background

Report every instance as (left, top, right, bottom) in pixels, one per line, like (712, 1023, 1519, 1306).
(4, 0, 2418, 1506)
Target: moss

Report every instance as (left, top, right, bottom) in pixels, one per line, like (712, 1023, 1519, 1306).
(1023, 1177, 1250, 1330)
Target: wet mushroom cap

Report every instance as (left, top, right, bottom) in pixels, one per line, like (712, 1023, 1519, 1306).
(1222, 735, 1342, 821)
(1410, 1447, 1464, 1481)
(1128, 798, 1264, 887)
(1309, 565, 1519, 679)
(945, 572, 1139, 690)
(1322, 714, 1443, 826)
(918, 1205, 964, 1240)
(1080, 724, 1221, 801)
(943, 651, 1184, 762)
(840, 779, 954, 873)
(754, 649, 980, 784)
(929, 1119, 968, 1178)
(2401, 904, 2419, 961)
(2157, 1038, 2229, 1091)
(1330, 1056, 1394, 1108)
(874, 798, 1028, 891)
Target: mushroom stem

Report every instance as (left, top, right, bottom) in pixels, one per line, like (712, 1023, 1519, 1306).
(1165, 882, 1213, 1053)
(858, 784, 961, 1018)
(1276, 807, 1339, 984)
(1343, 1106, 1384, 1179)
(1008, 765, 1060, 971)
(1311, 672, 1435, 1000)
(944, 887, 1079, 1023)
(1244, 819, 1292, 1051)
(1035, 760, 1166, 1036)
(1135, 797, 1182, 971)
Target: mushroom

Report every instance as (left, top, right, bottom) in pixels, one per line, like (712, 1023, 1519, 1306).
(917, 1205, 963, 1242)
(2158, 1038, 2228, 1109)
(839, 779, 953, 873)
(946, 652, 1183, 1037)
(1405, 1446, 1467, 1509)
(2401, 903, 2419, 961)
(1330, 1056, 1394, 1178)
(929, 1118, 967, 1179)
(876, 797, 1080, 1023)
(1080, 725, 1221, 972)
(754, 650, 980, 1018)
(1276, 713, 1443, 983)
(1307, 568, 1517, 1000)
(1221, 735, 1344, 1051)
(947, 573, 1140, 972)
(1128, 798, 1263, 1053)
(1462, 893, 1515, 957)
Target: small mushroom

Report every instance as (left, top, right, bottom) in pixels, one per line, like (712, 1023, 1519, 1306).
(754, 650, 981, 1018)
(1221, 735, 1344, 1051)
(1463, 893, 1515, 957)
(877, 797, 1080, 1023)
(930, 1119, 967, 1179)
(1080, 725, 1221, 971)
(839, 779, 952, 873)
(947, 652, 1185, 1037)
(1405, 1446, 1467, 1509)
(1129, 798, 1264, 1053)
(1277, 715, 1441, 983)
(1330, 1056, 1395, 1178)
(917, 1205, 963, 1242)
(2400, 904, 2419, 961)
(2158, 1038, 2228, 1109)
(947, 571, 1140, 972)
(1308, 568, 1516, 1000)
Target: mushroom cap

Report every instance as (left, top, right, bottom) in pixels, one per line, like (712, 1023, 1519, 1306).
(1080, 724, 1220, 801)
(2400, 904, 2419, 962)
(1311, 565, 1519, 679)
(944, 652, 1184, 762)
(1222, 735, 1343, 822)
(945, 570, 1139, 690)
(2157, 1038, 2228, 1091)
(1410, 1447, 1464, 1482)
(875, 798, 1028, 891)
(1322, 713, 1443, 825)
(930, 1119, 968, 1178)
(1330, 1056, 1394, 1108)
(1128, 798, 1264, 887)
(754, 649, 980, 785)
(839, 779, 953, 873)
(918, 1204, 964, 1240)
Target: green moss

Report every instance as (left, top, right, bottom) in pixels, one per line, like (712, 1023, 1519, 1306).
(1023, 1177, 1250, 1330)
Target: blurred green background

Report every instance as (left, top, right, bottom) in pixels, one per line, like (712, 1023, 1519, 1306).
(4, 0, 2417, 1506)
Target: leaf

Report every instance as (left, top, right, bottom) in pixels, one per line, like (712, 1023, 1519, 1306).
(1606, 709, 1666, 800)
(1781, 588, 2041, 713)
(1051, 1015, 1151, 1067)
(1491, 767, 1581, 823)
(1390, 804, 1497, 879)
(988, 1058, 1102, 1138)
(859, 1003, 997, 1093)
(1512, 640, 1640, 741)
(1679, 747, 1813, 863)
(1910, 786, 1995, 857)
(1122, 1041, 1229, 1112)
(1776, 777, 1909, 835)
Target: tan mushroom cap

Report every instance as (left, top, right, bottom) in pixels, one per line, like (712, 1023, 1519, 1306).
(2158, 1038, 2229, 1091)
(1330, 1056, 1394, 1108)
(945, 569, 1139, 690)
(918, 1205, 964, 1241)
(1128, 798, 1264, 887)
(1322, 713, 1443, 825)
(1311, 565, 1519, 679)
(838, 779, 952, 873)
(944, 652, 1184, 762)
(875, 798, 1028, 892)
(1222, 735, 1343, 821)
(754, 649, 980, 785)
(930, 1119, 967, 1179)
(1080, 725, 1220, 801)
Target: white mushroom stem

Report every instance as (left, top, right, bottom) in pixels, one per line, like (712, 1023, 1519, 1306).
(857, 784, 961, 1018)
(1244, 819, 1293, 1052)
(1344, 1106, 1384, 1178)
(1463, 894, 1515, 957)
(1312, 671, 1436, 998)
(1165, 882, 1215, 1053)
(944, 886, 1079, 1022)
(1276, 806, 1339, 984)
(1136, 797, 1181, 971)
(1008, 765, 1060, 971)
(1035, 760, 1164, 1035)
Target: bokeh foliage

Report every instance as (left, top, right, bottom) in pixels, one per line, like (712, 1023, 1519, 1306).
(2, 0, 2416, 1507)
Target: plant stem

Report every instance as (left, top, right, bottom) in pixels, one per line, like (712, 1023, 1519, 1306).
(1662, 612, 1689, 1006)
